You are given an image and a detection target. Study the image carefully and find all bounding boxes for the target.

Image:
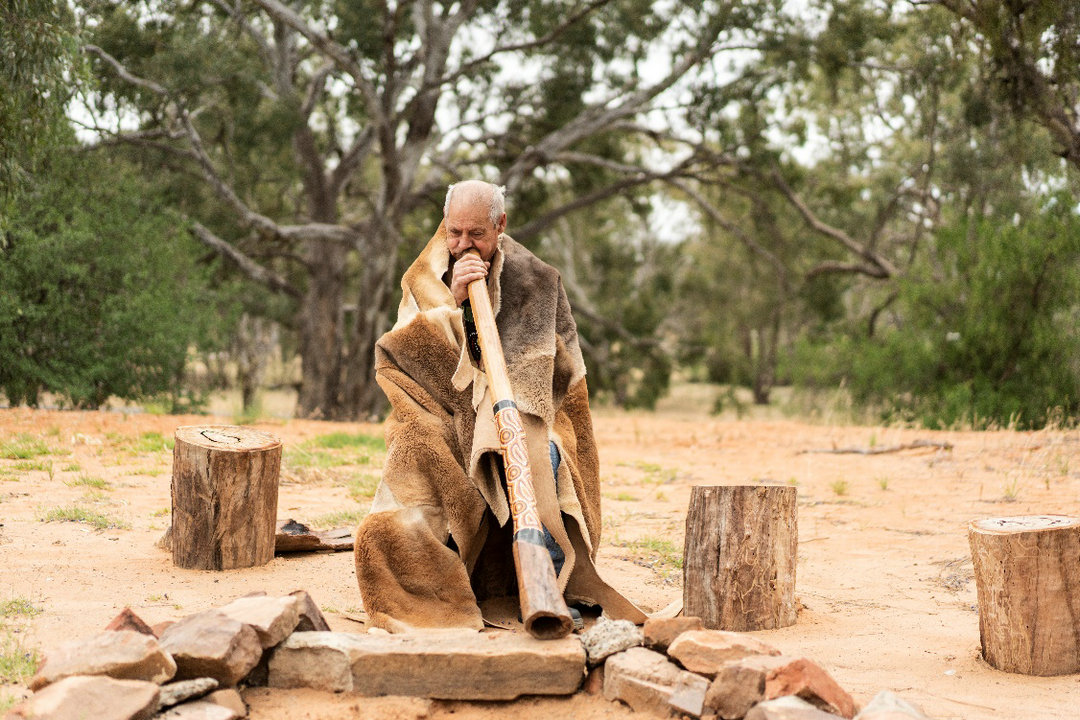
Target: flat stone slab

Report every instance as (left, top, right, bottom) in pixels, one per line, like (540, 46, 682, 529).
(7, 675, 160, 720)
(269, 631, 585, 699)
(29, 630, 176, 690)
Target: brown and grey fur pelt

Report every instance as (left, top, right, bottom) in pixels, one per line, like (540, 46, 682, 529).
(354, 225, 645, 633)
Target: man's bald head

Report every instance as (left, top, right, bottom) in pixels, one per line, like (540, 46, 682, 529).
(443, 180, 507, 263)
(444, 181, 507, 226)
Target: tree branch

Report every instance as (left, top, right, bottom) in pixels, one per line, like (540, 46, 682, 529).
(770, 170, 898, 278)
(250, 0, 385, 126)
(191, 222, 301, 298)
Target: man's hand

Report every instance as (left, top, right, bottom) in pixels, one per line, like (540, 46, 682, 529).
(450, 253, 490, 306)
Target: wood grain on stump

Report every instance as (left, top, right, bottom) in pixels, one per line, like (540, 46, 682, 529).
(683, 485, 797, 631)
(969, 515, 1080, 675)
(171, 426, 281, 570)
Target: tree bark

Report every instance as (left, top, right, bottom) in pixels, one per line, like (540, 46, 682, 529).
(969, 515, 1080, 675)
(683, 485, 797, 631)
(171, 426, 282, 570)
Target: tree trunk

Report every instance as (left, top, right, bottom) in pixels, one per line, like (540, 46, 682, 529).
(170, 425, 281, 570)
(296, 238, 347, 419)
(969, 515, 1080, 675)
(683, 485, 798, 631)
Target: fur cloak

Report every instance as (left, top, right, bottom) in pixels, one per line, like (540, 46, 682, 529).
(355, 225, 647, 632)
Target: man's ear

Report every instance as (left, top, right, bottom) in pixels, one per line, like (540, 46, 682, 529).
(496, 212, 507, 234)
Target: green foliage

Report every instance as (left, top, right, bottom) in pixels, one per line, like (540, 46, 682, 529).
(0, 633, 38, 684)
(0, 150, 219, 409)
(0, 599, 40, 619)
(791, 200, 1080, 429)
(0, 434, 51, 460)
(0, 1, 78, 221)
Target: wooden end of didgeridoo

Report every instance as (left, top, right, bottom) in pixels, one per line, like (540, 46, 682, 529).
(513, 531, 573, 640)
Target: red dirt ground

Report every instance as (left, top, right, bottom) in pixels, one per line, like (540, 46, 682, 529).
(1, 404, 1078, 718)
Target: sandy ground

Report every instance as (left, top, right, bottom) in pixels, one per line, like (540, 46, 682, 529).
(1, 402, 1079, 719)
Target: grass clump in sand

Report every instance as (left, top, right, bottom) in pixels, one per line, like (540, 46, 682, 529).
(311, 509, 367, 529)
(0, 434, 52, 460)
(38, 504, 129, 530)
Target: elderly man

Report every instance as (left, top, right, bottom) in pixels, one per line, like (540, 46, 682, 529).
(355, 180, 646, 632)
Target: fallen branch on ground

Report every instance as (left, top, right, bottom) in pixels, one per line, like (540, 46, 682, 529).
(797, 440, 954, 455)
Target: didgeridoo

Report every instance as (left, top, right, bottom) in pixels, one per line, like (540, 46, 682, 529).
(465, 250, 573, 640)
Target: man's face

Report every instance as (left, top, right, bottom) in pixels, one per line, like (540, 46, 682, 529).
(445, 196, 505, 262)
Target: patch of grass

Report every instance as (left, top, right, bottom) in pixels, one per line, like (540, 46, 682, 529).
(605, 491, 639, 502)
(877, 477, 890, 491)
(1002, 477, 1020, 502)
(11, 460, 50, 473)
(311, 509, 367, 529)
(0, 692, 21, 714)
(829, 479, 850, 496)
(347, 473, 380, 500)
(624, 461, 677, 485)
(133, 431, 173, 453)
(65, 474, 111, 490)
(0, 434, 51, 460)
(62, 463, 81, 472)
(0, 599, 41, 619)
(617, 535, 684, 578)
(284, 447, 344, 470)
(0, 633, 39, 684)
(311, 432, 385, 451)
(151, 507, 170, 517)
(38, 505, 129, 530)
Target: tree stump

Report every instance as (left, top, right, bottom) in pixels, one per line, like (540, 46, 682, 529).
(969, 515, 1080, 675)
(683, 485, 797, 631)
(171, 426, 282, 570)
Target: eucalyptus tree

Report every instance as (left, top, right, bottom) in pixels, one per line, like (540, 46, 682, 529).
(80, 0, 758, 419)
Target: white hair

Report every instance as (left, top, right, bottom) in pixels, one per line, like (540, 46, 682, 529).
(444, 182, 507, 226)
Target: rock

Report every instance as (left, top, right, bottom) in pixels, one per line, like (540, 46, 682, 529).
(667, 630, 781, 677)
(746, 695, 844, 720)
(155, 700, 240, 720)
(205, 688, 247, 717)
(266, 632, 355, 692)
(579, 617, 644, 666)
(705, 660, 766, 719)
(603, 646, 699, 715)
(156, 678, 219, 711)
(105, 608, 156, 637)
(669, 671, 711, 718)
(288, 590, 330, 632)
(153, 621, 176, 637)
(269, 630, 584, 699)
(854, 691, 932, 719)
(159, 610, 263, 686)
(736, 656, 855, 718)
(6, 675, 159, 720)
(583, 666, 605, 695)
(29, 630, 177, 691)
(644, 616, 704, 653)
(217, 595, 300, 649)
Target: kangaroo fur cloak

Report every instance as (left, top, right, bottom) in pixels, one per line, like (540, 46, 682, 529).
(354, 225, 647, 632)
